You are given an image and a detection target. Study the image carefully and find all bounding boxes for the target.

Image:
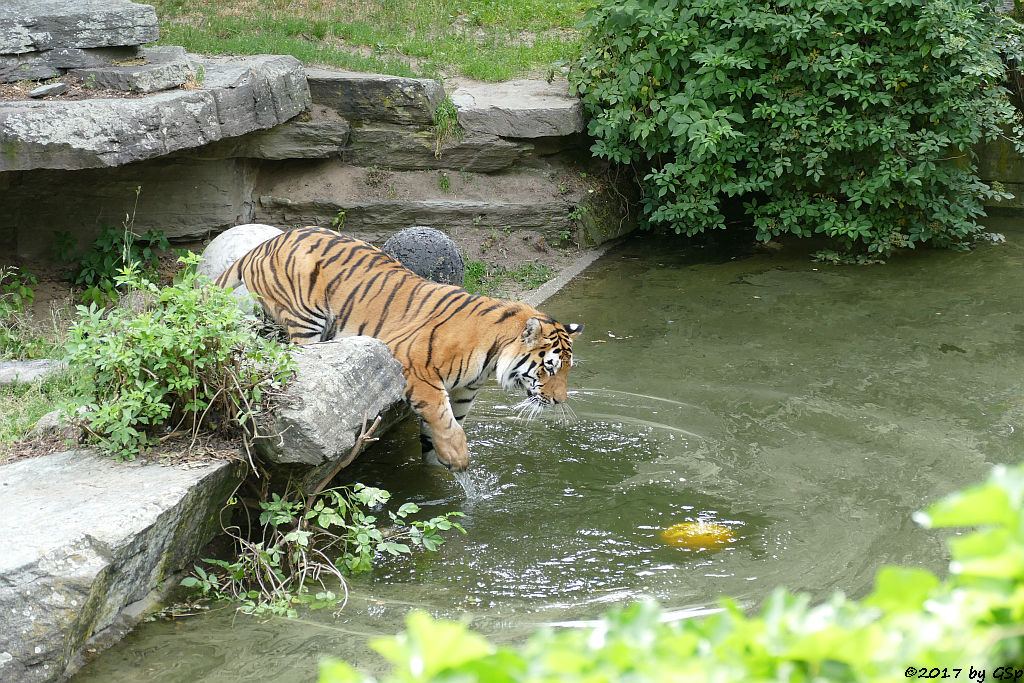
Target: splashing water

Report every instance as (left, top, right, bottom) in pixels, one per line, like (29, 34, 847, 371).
(452, 468, 481, 501)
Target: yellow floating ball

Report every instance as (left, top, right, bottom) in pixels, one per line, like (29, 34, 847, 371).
(659, 521, 735, 550)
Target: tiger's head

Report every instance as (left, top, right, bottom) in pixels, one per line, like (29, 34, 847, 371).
(497, 317, 584, 418)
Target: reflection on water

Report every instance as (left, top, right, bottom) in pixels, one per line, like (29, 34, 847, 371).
(75, 222, 1024, 682)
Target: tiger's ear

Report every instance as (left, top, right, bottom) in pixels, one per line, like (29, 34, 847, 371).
(566, 323, 584, 338)
(521, 317, 542, 345)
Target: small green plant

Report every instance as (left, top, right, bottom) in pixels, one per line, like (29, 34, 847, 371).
(82, 73, 97, 89)
(438, 171, 451, 193)
(365, 165, 391, 187)
(432, 96, 462, 158)
(66, 253, 294, 460)
(183, 483, 465, 617)
(64, 188, 170, 306)
(331, 209, 348, 230)
(51, 231, 77, 262)
(0, 266, 37, 319)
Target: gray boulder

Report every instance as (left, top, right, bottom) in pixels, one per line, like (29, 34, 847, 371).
(383, 226, 465, 286)
(0, 449, 245, 683)
(305, 68, 443, 125)
(0, 0, 159, 55)
(450, 79, 584, 138)
(253, 337, 407, 469)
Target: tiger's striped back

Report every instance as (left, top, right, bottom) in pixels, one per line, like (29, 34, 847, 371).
(215, 226, 583, 471)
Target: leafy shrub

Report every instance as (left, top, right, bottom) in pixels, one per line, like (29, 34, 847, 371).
(62, 223, 170, 306)
(570, 0, 1024, 257)
(66, 254, 294, 460)
(320, 461, 1024, 681)
(183, 483, 466, 618)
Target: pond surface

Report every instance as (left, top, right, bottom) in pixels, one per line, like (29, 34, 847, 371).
(75, 223, 1024, 682)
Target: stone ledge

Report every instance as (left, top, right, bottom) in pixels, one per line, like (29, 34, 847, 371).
(68, 46, 197, 94)
(257, 195, 575, 241)
(0, 450, 246, 683)
(0, 45, 143, 83)
(305, 67, 443, 125)
(0, 0, 158, 55)
(450, 79, 584, 138)
(0, 54, 310, 172)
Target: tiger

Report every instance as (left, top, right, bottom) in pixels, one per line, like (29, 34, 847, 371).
(215, 226, 584, 471)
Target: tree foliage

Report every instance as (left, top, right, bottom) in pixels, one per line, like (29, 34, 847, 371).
(570, 0, 1024, 257)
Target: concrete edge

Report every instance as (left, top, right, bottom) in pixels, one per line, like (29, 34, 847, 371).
(520, 241, 618, 308)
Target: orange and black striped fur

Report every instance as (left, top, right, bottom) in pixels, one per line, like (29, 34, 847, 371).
(215, 226, 583, 471)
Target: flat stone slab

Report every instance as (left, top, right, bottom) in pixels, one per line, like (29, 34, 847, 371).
(0, 46, 142, 83)
(0, 54, 310, 171)
(184, 119, 351, 161)
(0, 358, 67, 384)
(257, 196, 574, 242)
(345, 123, 531, 172)
(69, 46, 197, 94)
(450, 79, 584, 138)
(0, 449, 246, 682)
(0, 0, 158, 55)
(305, 67, 443, 125)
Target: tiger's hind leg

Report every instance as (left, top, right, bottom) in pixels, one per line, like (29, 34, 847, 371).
(419, 386, 480, 469)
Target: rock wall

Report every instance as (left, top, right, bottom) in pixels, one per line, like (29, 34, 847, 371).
(1, 65, 632, 260)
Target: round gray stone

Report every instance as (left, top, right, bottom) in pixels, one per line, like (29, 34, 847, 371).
(382, 226, 465, 286)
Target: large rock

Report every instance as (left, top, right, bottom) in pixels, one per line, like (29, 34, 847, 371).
(257, 196, 575, 243)
(0, 0, 159, 55)
(305, 68, 443, 125)
(0, 54, 309, 172)
(450, 79, 584, 138)
(254, 337, 407, 469)
(0, 450, 246, 683)
(345, 123, 531, 172)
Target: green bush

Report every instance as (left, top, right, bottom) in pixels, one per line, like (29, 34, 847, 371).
(319, 461, 1024, 681)
(66, 254, 294, 460)
(570, 0, 1024, 258)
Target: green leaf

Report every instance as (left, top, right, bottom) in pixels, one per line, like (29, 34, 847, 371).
(864, 566, 939, 613)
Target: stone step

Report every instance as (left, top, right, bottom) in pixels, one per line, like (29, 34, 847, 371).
(450, 79, 584, 138)
(305, 67, 443, 125)
(0, 45, 143, 83)
(257, 196, 574, 243)
(68, 46, 197, 94)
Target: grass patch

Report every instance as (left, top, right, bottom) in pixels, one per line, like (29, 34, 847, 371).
(147, 0, 590, 81)
(463, 261, 554, 298)
(0, 371, 84, 459)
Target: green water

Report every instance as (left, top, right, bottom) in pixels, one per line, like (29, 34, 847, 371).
(75, 224, 1024, 682)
